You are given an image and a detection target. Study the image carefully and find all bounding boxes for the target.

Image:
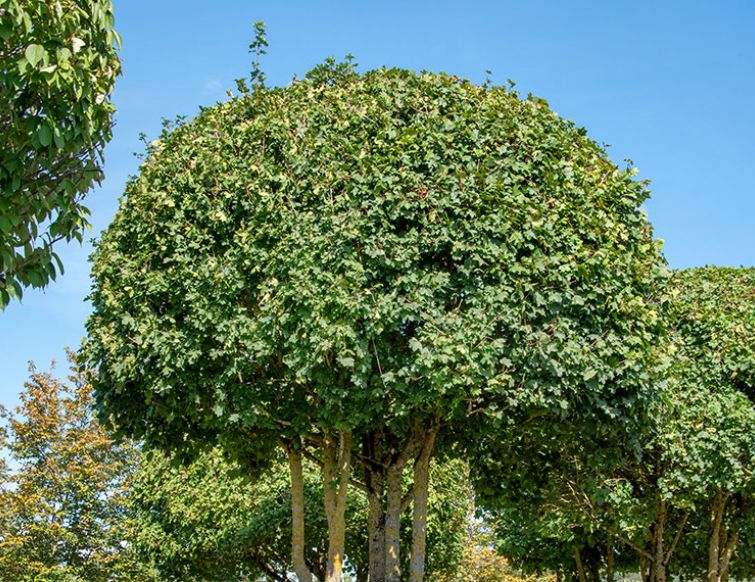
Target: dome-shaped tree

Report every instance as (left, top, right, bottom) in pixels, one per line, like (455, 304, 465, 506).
(85, 59, 665, 582)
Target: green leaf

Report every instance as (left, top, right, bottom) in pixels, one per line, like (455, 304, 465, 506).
(0, 21, 11, 41)
(37, 125, 52, 147)
(24, 43, 46, 67)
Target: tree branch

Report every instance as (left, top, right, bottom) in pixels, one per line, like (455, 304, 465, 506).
(301, 446, 369, 495)
(663, 509, 690, 566)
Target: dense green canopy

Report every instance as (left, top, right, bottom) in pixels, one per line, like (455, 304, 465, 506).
(86, 63, 664, 450)
(0, 0, 120, 306)
(471, 267, 755, 582)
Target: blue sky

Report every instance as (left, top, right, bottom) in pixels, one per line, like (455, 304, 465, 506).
(2, 0, 754, 408)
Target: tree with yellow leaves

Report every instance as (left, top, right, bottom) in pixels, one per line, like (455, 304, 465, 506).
(0, 354, 151, 581)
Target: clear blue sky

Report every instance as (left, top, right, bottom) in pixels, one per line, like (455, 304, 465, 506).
(2, 0, 754, 408)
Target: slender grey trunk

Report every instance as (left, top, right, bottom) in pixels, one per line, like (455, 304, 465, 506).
(287, 444, 313, 582)
(364, 431, 387, 582)
(707, 490, 739, 582)
(409, 427, 438, 582)
(384, 463, 403, 582)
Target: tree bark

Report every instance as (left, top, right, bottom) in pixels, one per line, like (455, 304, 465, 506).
(574, 547, 587, 582)
(653, 499, 667, 582)
(384, 419, 425, 582)
(367, 476, 386, 582)
(287, 444, 313, 582)
(364, 430, 387, 582)
(606, 540, 615, 582)
(409, 425, 438, 582)
(707, 490, 727, 582)
(639, 556, 649, 582)
(384, 462, 404, 582)
(323, 430, 352, 582)
(706, 489, 740, 582)
(718, 530, 739, 582)
(360, 419, 433, 582)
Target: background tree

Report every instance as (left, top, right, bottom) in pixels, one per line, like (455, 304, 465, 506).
(661, 267, 755, 582)
(85, 59, 664, 581)
(0, 0, 120, 307)
(473, 267, 755, 582)
(0, 354, 149, 581)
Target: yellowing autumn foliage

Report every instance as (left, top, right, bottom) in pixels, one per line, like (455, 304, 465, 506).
(0, 354, 149, 581)
(434, 522, 556, 582)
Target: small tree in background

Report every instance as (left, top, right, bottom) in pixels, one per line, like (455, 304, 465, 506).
(0, 355, 148, 581)
(0, 0, 120, 307)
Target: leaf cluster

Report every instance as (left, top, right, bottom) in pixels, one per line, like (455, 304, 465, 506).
(85, 63, 664, 456)
(0, 0, 120, 306)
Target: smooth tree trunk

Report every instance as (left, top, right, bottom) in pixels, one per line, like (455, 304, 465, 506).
(384, 462, 404, 582)
(409, 426, 438, 582)
(653, 499, 667, 582)
(367, 476, 386, 582)
(707, 490, 739, 582)
(363, 430, 388, 582)
(322, 430, 352, 582)
(287, 444, 314, 582)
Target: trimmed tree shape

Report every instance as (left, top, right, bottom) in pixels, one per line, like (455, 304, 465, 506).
(0, 0, 120, 307)
(85, 59, 664, 581)
(662, 267, 755, 582)
(472, 267, 755, 582)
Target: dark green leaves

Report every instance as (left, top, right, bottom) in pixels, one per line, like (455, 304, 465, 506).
(36, 124, 52, 147)
(0, 0, 121, 308)
(85, 64, 664, 464)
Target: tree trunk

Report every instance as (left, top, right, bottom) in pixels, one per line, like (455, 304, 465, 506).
(653, 499, 667, 582)
(606, 540, 615, 582)
(364, 431, 387, 582)
(706, 489, 740, 582)
(385, 418, 426, 582)
(639, 556, 649, 582)
(409, 426, 438, 582)
(587, 549, 600, 582)
(367, 478, 386, 582)
(718, 530, 740, 582)
(360, 419, 433, 582)
(384, 463, 403, 582)
(287, 444, 313, 582)
(574, 547, 587, 582)
(323, 430, 352, 582)
(707, 490, 727, 582)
